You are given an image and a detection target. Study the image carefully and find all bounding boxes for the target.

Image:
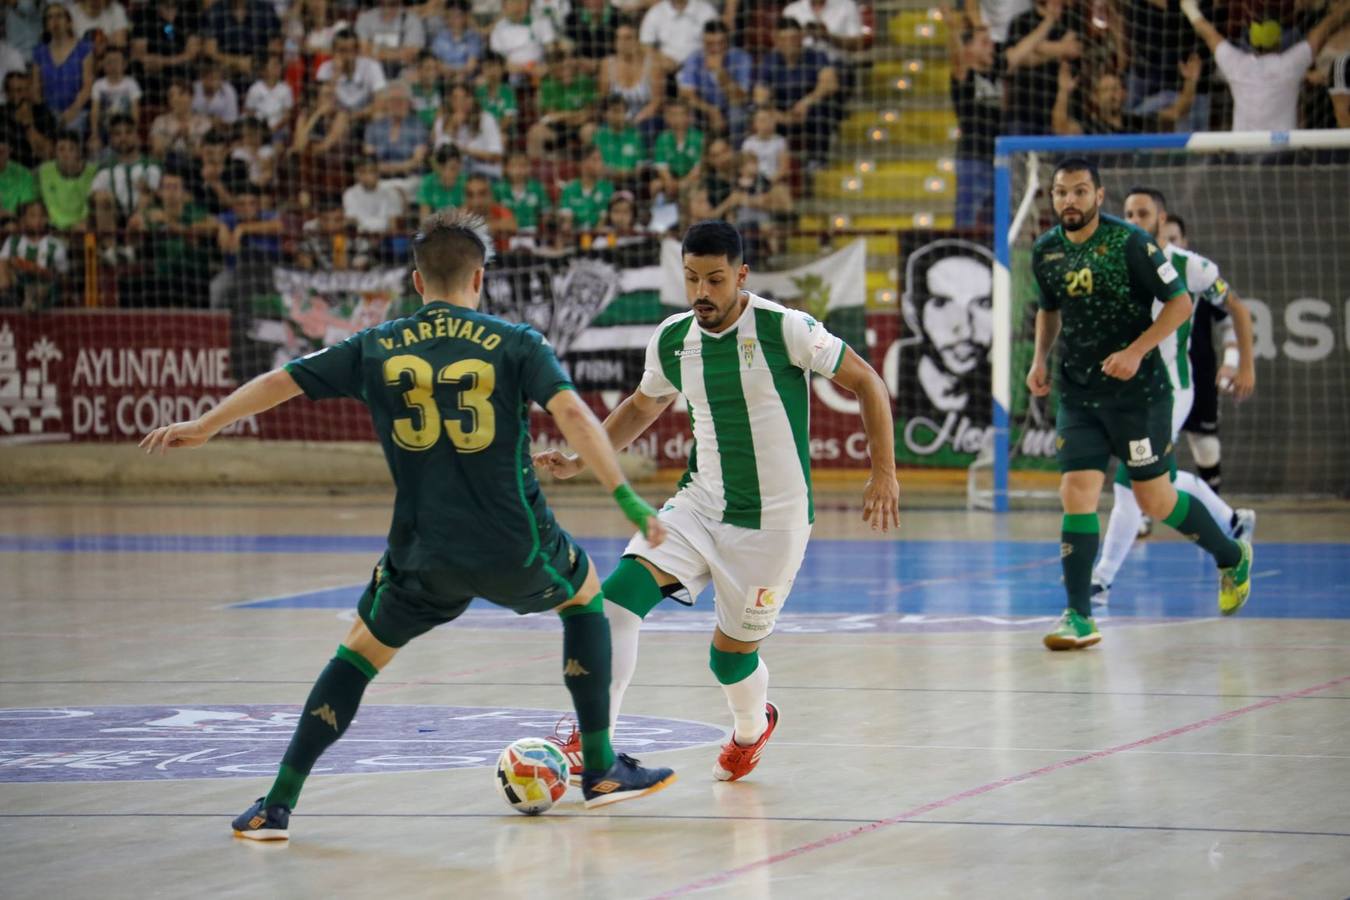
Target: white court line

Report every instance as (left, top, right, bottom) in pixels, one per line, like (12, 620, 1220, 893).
(771, 741, 1350, 760)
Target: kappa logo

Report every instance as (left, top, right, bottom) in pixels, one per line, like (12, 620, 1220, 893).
(1147, 243, 1159, 255)
(563, 659, 590, 677)
(675, 347, 702, 358)
(1055, 435, 1066, 451)
(310, 704, 339, 732)
(741, 338, 757, 367)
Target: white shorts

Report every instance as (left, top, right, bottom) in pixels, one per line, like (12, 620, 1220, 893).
(623, 502, 812, 642)
(1172, 386, 1194, 441)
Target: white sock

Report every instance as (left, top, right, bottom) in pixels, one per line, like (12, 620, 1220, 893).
(722, 657, 769, 745)
(1175, 470, 1234, 535)
(1095, 482, 1141, 586)
(604, 599, 642, 732)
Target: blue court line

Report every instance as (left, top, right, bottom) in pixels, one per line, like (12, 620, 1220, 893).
(4, 534, 1348, 619)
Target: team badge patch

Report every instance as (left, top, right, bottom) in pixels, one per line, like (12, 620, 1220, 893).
(741, 585, 787, 634)
(741, 338, 757, 367)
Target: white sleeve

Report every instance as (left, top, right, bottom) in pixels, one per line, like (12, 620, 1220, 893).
(51, 239, 69, 274)
(1213, 41, 1245, 82)
(91, 168, 110, 194)
(638, 326, 679, 398)
(638, 7, 661, 46)
(782, 308, 846, 377)
(1282, 40, 1314, 79)
(366, 59, 388, 92)
(315, 60, 334, 82)
(0, 238, 13, 260)
(1185, 253, 1218, 297)
(837, 1, 863, 37)
(405, 13, 426, 48)
(127, 78, 142, 102)
(479, 113, 503, 154)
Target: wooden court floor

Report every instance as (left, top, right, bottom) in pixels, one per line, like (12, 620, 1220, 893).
(1, 490, 1348, 899)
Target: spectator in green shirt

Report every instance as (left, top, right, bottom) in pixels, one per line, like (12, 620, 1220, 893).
(133, 169, 218, 303)
(492, 152, 550, 231)
(474, 53, 518, 137)
(408, 53, 444, 130)
(558, 145, 614, 233)
(526, 43, 598, 159)
(417, 144, 468, 219)
(592, 94, 645, 183)
(38, 131, 97, 232)
(0, 138, 38, 227)
(652, 97, 705, 198)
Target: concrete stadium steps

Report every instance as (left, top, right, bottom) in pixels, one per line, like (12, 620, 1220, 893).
(838, 107, 959, 147)
(812, 159, 956, 202)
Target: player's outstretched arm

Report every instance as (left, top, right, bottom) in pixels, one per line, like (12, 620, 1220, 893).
(139, 367, 303, 454)
(544, 389, 666, 546)
(535, 387, 674, 479)
(831, 346, 900, 532)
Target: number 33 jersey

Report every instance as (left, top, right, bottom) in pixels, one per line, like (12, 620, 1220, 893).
(285, 301, 574, 571)
(1031, 214, 1183, 406)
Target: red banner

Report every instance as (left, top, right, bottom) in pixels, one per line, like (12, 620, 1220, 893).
(1, 310, 899, 468)
(0, 311, 243, 443)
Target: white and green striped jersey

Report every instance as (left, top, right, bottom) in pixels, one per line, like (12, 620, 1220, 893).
(91, 157, 162, 217)
(1152, 244, 1229, 392)
(0, 234, 68, 273)
(638, 292, 846, 531)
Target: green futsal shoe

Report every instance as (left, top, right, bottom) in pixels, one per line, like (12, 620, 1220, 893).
(1043, 608, 1102, 651)
(1219, 540, 1253, 616)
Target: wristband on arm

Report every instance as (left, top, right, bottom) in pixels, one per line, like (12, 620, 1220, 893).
(613, 484, 657, 532)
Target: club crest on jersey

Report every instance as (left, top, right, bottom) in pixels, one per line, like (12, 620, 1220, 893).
(1095, 245, 1110, 257)
(741, 338, 757, 366)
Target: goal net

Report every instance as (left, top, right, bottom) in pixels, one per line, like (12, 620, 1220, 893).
(976, 131, 1350, 510)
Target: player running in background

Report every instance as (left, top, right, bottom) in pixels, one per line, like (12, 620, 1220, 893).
(1026, 159, 1252, 651)
(141, 211, 676, 839)
(1090, 187, 1257, 606)
(536, 220, 900, 782)
(1169, 213, 1245, 495)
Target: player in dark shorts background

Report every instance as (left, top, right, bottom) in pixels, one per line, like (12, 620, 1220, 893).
(1025, 158, 1252, 651)
(1167, 214, 1250, 494)
(141, 211, 677, 839)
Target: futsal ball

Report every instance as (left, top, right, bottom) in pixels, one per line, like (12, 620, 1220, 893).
(494, 737, 569, 815)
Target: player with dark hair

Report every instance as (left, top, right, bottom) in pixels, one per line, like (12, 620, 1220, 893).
(141, 210, 677, 839)
(1026, 159, 1252, 650)
(1090, 187, 1257, 605)
(537, 220, 899, 781)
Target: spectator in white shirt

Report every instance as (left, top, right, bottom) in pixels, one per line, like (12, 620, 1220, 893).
(355, 0, 426, 77)
(1182, 0, 1350, 130)
(316, 27, 389, 115)
(192, 60, 240, 127)
(740, 106, 788, 183)
(432, 82, 504, 178)
(69, 0, 130, 48)
(343, 154, 404, 233)
(781, 0, 867, 63)
(639, 0, 717, 71)
(244, 53, 294, 132)
(489, 0, 556, 76)
(90, 45, 141, 147)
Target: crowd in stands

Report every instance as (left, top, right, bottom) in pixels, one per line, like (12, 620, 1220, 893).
(0, 0, 866, 310)
(947, 0, 1350, 228)
(0, 0, 1347, 310)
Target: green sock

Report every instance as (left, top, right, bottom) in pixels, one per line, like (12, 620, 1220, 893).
(1062, 513, 1099, 618)
(559, 594, 616, 772)
(1163, 490, 1241, 568)
(265, 645, 377, 810)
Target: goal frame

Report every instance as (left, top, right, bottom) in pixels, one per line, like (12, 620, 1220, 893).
(981, 129, 1350, 512)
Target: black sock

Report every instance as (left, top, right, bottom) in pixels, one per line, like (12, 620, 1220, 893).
(1163, 491, 1241, 568)
(559, 600, 615, 771)
(1198, 463, 1222, 493)
(265, 646, 376, 809)
(1062, 513, 1099, 618)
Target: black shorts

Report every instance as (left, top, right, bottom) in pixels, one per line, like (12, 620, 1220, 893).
(1057, 393, 1175, 481)
(1183, 303, 1222, 436)
(356, 531, 591, 648)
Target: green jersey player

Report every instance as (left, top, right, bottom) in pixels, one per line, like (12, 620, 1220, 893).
(140, 212, 677, 839)
(1026, 159, 1252, 650)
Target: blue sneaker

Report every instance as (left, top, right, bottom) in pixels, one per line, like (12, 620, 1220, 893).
(581, 754, 677, 809)
(232, 797, 290, 841)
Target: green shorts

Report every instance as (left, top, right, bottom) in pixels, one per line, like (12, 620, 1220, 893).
(1056, 393, 1175, 481)
(356, 530, 591, 648)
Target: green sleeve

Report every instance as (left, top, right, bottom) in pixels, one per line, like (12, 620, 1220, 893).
(285, 334, 366, 401)
(1127, 230, 1185, 303)
(653, 132, 672, 167)
(1032, 251, 1058, 311)
(414, 174, 432, 208)
(516, 325, 575, 408)
(532, 180, 551, 211)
